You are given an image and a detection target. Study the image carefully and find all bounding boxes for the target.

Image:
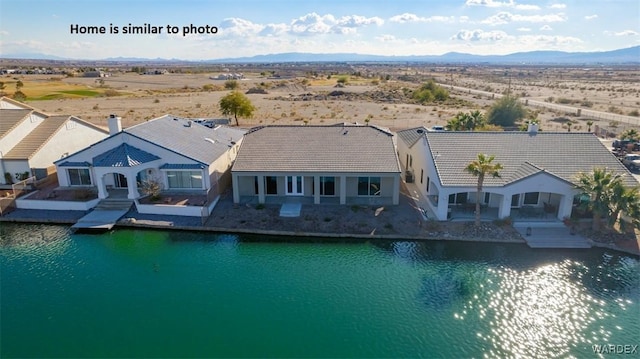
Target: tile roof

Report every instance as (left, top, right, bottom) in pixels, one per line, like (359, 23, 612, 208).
(0, 109, 32, 138)
(93, 143, 160, 167)
(232, 125, 401, 173)
(397, 126, 428, 148)
(3, 115, 68, 159)
(124, 115, 246, 165)
(417, 131, 637, 187)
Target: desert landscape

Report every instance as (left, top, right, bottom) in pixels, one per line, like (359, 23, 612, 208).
(1, 62, 639, 135)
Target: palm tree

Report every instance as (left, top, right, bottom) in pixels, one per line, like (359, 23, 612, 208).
(609, 182, 640, 231)
(465, 153, 503, 226)
(574, 168, 623, 231)
(586, 120, 594, 132)
(621, 129, 640, 142)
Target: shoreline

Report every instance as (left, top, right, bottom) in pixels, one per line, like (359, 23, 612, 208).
(3, 210, 639, 257)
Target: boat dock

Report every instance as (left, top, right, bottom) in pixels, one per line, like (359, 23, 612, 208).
(72, 199, 133, 231)
(515, 222, 592, 249)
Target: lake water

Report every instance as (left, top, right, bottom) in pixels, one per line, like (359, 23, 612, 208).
(1, 223, 638, 358)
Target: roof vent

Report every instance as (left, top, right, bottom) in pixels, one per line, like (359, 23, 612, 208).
(184, 120, 192, 127)
(417, 129, 424, 134)
(204, 138, 215, 144)
(343, 130, 349, 135)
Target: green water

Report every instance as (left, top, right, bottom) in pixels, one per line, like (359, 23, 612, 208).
(1, 224, 638, 358)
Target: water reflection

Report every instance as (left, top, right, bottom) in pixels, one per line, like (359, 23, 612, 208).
(0, 224, 71, 259)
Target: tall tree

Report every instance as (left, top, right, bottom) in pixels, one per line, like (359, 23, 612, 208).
(219, 91, 256, 126)
(465, 153, 503, 226)
(574, 168, 623, 231)
(487, 95, 526, 127)
(609, 182, 640, 231)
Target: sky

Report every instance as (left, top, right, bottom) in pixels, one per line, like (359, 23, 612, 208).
(0, 0, 638, 60)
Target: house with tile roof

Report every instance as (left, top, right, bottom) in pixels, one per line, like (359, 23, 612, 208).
(231, 125, 401, 205)
(397, 124, 637, 221)
(0, 97, 108, 185)
(54, 114, 246, 215)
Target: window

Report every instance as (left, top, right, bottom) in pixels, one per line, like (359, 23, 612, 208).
(167, 171, 202, 189)
(320, 176, 335, 196)
(448, 193, 468, 204)
(523, 192, 540, 205)
(358, 177, 381, 196)
(68, 168, 91, 186)
(265, 176, 278, 195)
(420, 169, 424, 184)
(511, 194, 520, 207)
(484, 192, 491, 204)
(426, 177, 430, 193)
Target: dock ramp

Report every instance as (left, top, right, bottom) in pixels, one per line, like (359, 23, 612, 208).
(72, 199, 133, 231)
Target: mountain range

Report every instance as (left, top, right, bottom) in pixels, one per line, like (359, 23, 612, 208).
(2, 46, 638, 64)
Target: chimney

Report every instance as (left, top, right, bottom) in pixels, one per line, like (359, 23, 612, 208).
(527, 122, 539, 134)
(108, 114, 122, 135)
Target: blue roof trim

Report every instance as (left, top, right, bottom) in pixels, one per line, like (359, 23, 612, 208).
(93, 143, 160, 167)
(58, 161, 91, 167)
(159, 163, 206, 170)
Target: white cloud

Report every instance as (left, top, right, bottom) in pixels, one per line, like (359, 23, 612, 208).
(584, 14, 598, 20)
(549, 4, 566, 9)
(517, 27, 531, 32)
(482, 12, 567, 25)
(452, 29, 510, 41)
(259, 23, 289, 37)
(376, 34, 397, 42)
(606, 30, 639, 36)
(389, 13, 455, 23)
(0, 30, 9, 36)
(219, 18, 264, 37)
(515, 4, 540, 10)
(288, 13, 382, 36)
(517, 34, 582, 46)
(540, 25, 553, 31)
(465, 0, 512, 7)
(465, 0, 540, 10)
(459, 16, 470, 23)
(290, 13, 333, 35)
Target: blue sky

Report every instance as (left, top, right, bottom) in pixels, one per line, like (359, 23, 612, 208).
(1, 0, 638, 60)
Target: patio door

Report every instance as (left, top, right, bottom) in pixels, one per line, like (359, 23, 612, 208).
(286, 176, 303, 196)
(114, 173, 128, 188)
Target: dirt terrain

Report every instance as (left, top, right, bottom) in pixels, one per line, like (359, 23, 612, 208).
(2, 64, 639, 134)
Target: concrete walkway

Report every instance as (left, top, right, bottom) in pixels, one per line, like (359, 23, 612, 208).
(514, 222, 592, 248)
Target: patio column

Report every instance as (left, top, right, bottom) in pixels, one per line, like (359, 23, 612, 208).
(498, 194, 511, 219)
(557, 194, 574, 220)
(97, 174, 107, 199)
(392, 175, 400, 205)
(257, 175, 265, 204)
(340, 175, 346, 205)
(314, 175, 320, 204)
(126, 173, 139, 199)
(232, 173, 240, 203)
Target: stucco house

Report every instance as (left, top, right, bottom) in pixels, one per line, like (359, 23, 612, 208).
(397, 125, 637, 221)
(54, 114, 246, 211)
(0, 97, 108, 184)
(231, 125, 401, 205)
